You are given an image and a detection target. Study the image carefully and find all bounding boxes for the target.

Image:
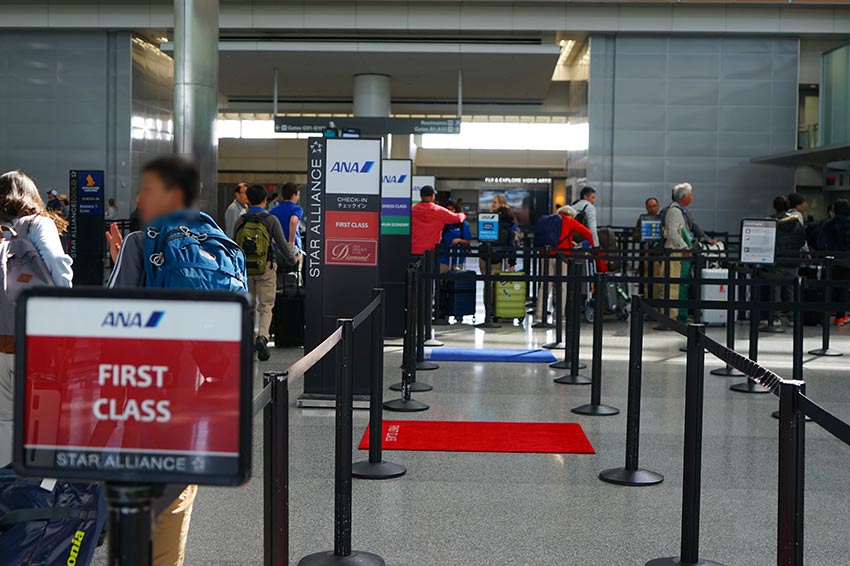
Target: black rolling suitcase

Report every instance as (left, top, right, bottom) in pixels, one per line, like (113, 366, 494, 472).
(272, 284, 305, 348)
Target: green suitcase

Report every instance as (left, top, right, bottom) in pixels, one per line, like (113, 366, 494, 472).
(494, 272, 527, 321)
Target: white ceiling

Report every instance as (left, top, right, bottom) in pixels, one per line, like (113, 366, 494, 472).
(209, 41, 561, 104)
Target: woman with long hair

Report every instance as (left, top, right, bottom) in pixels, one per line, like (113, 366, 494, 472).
(0, 170, 73, 467)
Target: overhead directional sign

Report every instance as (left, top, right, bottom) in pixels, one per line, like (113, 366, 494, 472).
(14, 288, 253, 486)
(275, 116, 461, 135)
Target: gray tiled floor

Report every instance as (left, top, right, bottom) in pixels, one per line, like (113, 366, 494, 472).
(97, 317, 850, 565)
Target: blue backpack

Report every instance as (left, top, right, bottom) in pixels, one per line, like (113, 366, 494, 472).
(533, 214, 564, 248)
(0, 469, 107, 566)
(143, 210, 247, 292)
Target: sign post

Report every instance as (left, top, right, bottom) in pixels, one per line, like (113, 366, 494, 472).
(14, 288, 253, 565)
(68, 170, 105, 286)
(302, 138, 383, 407)
(380, 159, 413, 338)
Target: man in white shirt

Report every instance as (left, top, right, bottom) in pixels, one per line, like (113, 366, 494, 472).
(572, 186, 599, 246)
(224, 182, 248, 238)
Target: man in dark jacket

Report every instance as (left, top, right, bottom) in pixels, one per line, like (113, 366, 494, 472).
(767, 196, 806, 325)
(817, 198, 850, 325)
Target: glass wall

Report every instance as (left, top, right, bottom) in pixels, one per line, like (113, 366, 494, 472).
(820, 43, 850, 146)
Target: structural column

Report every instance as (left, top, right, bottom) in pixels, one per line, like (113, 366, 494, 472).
(353, 74, 391, 157)
(173, 0, 219, 215)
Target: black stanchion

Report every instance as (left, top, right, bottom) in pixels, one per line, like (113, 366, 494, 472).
(710, 269, 744, 377)
(475, 243, 501, 329)
(772, 279, 810, 421)
(550, 261, 587, 370)
(532, 246, 555, 328)
(599, 296, 663, 485)
(809, 256, 843, 357)
(386, 270, 430, 410)
(106, 484, 155, 566)
(353, 290, 407, 480)
(526, 238, 538, 305)
(414, 259, 440, 370)
(264, 371, 289, 566)
(647, 324, 725, 566)
(776, 380, 806, 566)
(692, 249, 703, 325)
(730, 272, 771, 394)
(422, 250, 444, 347)
(572, 272, 619, 416)
(300, 320, 386, 566)
(543, 257, 565, 349)
(432, 248, 449, 326)
(554, 261, 591, 385)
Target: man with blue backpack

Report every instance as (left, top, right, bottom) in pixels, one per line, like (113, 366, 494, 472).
(106, 155, 247, 566)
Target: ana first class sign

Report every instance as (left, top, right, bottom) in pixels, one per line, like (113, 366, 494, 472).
(14, 289, 253, 486)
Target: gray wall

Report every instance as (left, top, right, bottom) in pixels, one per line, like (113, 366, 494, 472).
(0, 31, 131, 207)
(588, 35, 798, 233)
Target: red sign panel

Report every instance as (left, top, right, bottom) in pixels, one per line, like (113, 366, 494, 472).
(325, 211, 380, 240)
(15, 289, 252, 485)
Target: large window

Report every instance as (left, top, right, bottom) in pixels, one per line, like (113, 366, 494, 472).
(421, 122, 589, 151)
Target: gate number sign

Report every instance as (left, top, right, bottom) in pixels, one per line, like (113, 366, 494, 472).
(14, 288, 253, 486)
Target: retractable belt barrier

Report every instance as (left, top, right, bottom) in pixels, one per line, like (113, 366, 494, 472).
(597, 297, 850, 566)
(251, 288, 398, 566)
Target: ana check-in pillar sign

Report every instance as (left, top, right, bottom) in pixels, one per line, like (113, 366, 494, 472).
(303, 138, 383, 403)
(380, 159, 413, 337)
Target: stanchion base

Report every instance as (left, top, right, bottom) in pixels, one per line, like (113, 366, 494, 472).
(729, 381, 772, 394)
(553, 374, 592, 385)
(678, 345, 688, 353)
(808, 347, 843, 357)
(709, 366, 745, 377)
(531, 322, 555, 329)
(416, 361, 440, 371)
(351, 460, 407, 480)
(542, 341, 565, 350)
(299, 551, 386, 566)
(431, 317, 450, 326)
(389, 381, 432, 392)
(599, 467, 664, 486)
(383, 398, 429, 412)
(423, 339, 444, 347)
(572, 403, 620, 416)
(549, 360, 588, 370)
(475, 322, 502, 329)
(646, 557, 725, 566)
(759, 325, 786, 334)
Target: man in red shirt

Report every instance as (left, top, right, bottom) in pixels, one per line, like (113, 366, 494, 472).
(535, 205, 593, 321)
(411, 186, 466, 256)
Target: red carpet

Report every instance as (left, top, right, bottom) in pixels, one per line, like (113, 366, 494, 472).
(358, 420, 595, 454)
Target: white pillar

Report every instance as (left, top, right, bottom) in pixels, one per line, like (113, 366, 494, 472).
(173, 0, 219, 215)
(353, 74, 391, 156)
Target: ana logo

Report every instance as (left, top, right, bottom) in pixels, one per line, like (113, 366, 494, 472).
(330, 161, 375, 174)
(101, 311, 165, 328)
(382, 175, 407, 184)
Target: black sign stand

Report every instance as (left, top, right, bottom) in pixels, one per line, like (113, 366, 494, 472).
(106, 484, 159, 566)
(378, 159, 412, 338)
(68, 170, 105, 286)
(301, 138, 383, 406)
